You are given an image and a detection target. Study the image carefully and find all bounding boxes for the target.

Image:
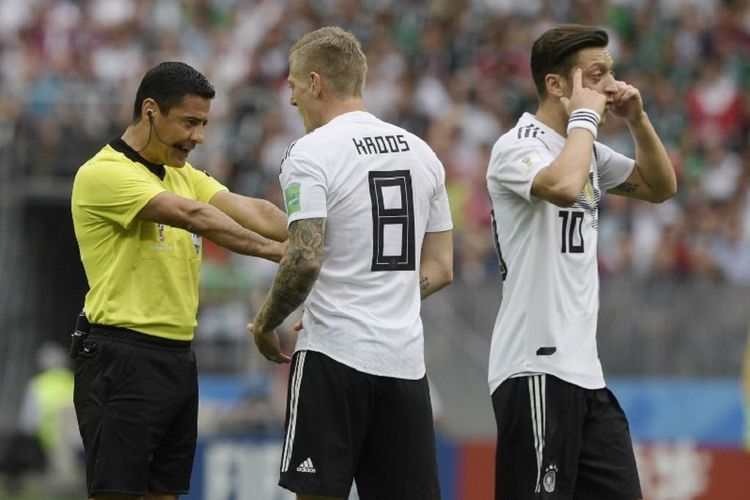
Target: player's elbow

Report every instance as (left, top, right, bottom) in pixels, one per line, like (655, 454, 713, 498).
(552, 192, 579, 207)
(439, 265, 454, 288)
(294, 262, 322, 291)
(286, 252, 322, 283)
(541, 187, 580, 207)
(432, 262, 454, 292)
(649, 192, 675, 204)
(654, 182, 678, 203)
(531, 178, 582, 207)
(300, 261, 322, 280)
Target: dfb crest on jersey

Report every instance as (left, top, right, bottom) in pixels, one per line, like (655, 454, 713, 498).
(543, 464, 558, 493)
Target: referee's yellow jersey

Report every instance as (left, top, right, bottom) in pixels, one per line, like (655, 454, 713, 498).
(71, 138, 227, 341)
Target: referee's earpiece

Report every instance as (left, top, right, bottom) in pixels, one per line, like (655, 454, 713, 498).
(147, 110, 154, 122)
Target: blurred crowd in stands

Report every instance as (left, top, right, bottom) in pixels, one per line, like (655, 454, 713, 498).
(3, 0, 750, 288)
(0, 0, 749, 297)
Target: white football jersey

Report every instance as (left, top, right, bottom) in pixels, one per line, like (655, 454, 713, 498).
(280, 111, 453, 379)
(486, 113, 634, 393)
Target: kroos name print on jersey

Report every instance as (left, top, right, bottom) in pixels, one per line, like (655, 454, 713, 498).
(352, 135, 410, 155)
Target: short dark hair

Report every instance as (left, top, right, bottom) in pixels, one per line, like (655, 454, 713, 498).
(530, 25, 609, 98)
(131, 61, 215, 121)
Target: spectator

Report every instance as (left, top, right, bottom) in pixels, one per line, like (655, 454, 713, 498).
(2, 342, 81, 495)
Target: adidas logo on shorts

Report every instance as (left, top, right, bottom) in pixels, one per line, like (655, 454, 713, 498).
(296, 458, 316, 473)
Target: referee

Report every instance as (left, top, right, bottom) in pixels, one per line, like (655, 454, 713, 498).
(486, 25, 676, 499)
(71, 61, 288, 499)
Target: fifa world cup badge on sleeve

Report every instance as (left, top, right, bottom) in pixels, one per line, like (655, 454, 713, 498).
(285, 183, 301, 215)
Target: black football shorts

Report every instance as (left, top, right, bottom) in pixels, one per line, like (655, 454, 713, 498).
(279, 350, 441, 499)
(73, 326, 198, 496)
(492, 373, 642, 500)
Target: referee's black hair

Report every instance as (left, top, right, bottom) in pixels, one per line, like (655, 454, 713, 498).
(132, 61, 215, 122)
(531, 25, 609, 98)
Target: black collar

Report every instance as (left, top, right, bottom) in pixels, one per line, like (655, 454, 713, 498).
(109, 137, 166, 180)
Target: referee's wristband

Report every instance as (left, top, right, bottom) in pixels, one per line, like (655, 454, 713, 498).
(566, 108, 600, 140)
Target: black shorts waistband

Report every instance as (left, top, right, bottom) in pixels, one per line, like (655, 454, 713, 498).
(89, 324, 191, 350)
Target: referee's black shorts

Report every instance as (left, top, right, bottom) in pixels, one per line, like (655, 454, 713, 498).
(73, 325, 198, 496)
(279, 350, 441, 499)
(492, 374, 642, 500)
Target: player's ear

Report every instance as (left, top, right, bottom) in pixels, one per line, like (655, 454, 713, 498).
(310, 72, 322, 98)
(545, 73, 565, 98)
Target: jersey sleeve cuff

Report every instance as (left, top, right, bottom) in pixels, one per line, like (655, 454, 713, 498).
(287, 211, 328, 226)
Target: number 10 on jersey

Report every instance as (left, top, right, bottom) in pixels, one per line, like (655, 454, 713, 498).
(558, 209, 584, 254)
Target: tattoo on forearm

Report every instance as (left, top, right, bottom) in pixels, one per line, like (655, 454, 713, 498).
(420, 274, 430, 292)
(295, 218, 326, 261)
(614, 181, 639, 193)
(255, 218, 326, 330)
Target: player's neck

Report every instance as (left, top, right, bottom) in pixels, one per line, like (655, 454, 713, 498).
(320, 97, 366, 127)
(535, 101, 568, 137)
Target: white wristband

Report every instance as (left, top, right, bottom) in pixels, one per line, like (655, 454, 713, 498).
(566, 108, 600, 140)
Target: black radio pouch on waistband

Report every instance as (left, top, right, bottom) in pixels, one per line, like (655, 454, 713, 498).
(69, 311, 91, 360)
